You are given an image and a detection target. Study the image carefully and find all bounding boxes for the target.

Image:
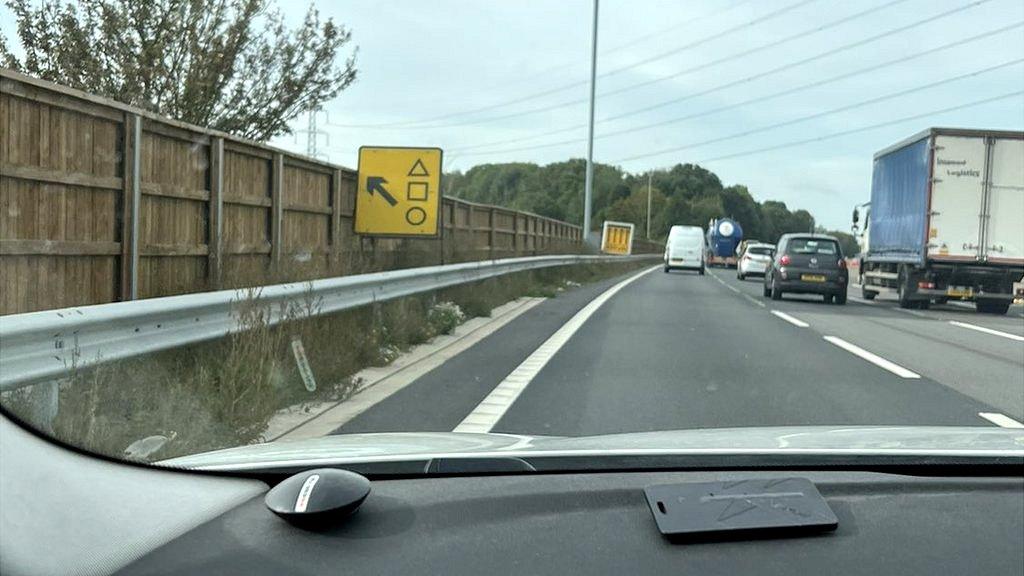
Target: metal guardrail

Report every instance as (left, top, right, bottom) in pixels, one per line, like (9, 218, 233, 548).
(0, 254, 657, 391)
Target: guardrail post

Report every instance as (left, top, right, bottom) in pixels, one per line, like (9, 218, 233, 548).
(120, 113, 141, 301)
(271, 153, 284, 268)
(208, 137, 224, 289)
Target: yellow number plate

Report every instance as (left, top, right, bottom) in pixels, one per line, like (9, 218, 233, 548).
(801, 274, 826, 283)
(947, 287, 973, 298)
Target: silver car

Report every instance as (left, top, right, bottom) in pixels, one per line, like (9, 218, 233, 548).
(737, 243, 775, 280)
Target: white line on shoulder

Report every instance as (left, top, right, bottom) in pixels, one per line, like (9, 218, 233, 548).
(453, 266, 659, 433)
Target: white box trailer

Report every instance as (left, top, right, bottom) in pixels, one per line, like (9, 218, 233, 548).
(854, 128, 1024, 314)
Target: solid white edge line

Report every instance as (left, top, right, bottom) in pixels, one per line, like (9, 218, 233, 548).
(453, 265, 660, 433)
(978, 412, 1024, 428)
(949, 320, 1024, 342)
(822, 335, 921, 379)
(770, 310, 809, 328)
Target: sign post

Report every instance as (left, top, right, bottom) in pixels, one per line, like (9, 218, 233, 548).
(600, 221, 634, 255)
(355, 146, 443, 237)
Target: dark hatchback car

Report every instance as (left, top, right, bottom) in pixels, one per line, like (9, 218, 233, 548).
(764, 234, 848, 304)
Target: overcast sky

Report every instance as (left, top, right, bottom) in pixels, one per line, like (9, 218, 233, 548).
(4, 0, 1022, 229)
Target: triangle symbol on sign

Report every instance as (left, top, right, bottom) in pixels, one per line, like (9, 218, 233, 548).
(408, 158, 430, 177)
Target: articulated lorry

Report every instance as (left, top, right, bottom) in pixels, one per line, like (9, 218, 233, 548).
(854, 128, 1024, 314)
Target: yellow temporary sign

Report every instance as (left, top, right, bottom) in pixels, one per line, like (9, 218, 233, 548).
(355, 146, 443, 237)
(601, 221, 634, 255)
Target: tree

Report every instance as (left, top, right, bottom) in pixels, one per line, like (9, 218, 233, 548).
(817, 227, 861, 256)
(1, 0, 358, 141)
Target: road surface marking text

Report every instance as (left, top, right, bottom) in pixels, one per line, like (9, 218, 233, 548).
(822, 336, 921, 379)
(978, 412, 1024, 428)
(454, 265, 659, 433)
(771, 310, 809, 328)
(949, 321, 1024, 342)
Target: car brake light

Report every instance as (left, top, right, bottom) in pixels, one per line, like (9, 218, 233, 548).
(838, 259, 846, 269)
(918, 281, 935, 289)
(780, 255, 791, 266)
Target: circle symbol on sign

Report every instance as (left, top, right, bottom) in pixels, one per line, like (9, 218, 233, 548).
(405, 207, 427, 226)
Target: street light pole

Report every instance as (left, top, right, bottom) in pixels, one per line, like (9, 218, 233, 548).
(582, 0, 599, 244)
(646, 169, 652, 239)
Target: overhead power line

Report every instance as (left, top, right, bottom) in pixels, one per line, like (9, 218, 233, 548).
(380, 0, 913, 134)
(471, 0, 757, 94)
(609, 58, 1023, 164)
(444, 0, 982, 144)
(328, 0, 819, 129)
(452, 1, 1005, 154)
(690, 90, 1024, 164)
(453, 21, 1024, 156)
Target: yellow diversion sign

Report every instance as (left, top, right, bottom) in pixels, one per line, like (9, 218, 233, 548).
(355, 146, 442, 237)
(601, 221, 634, 255)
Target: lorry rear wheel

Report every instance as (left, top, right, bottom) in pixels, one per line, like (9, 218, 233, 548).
(835, 292, 847, 305)
(897, 267, 915, 309)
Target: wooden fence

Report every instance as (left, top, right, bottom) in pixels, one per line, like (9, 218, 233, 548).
(0, 70, 590, 315)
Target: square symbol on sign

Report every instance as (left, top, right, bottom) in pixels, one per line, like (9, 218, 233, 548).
(407, 181, 429, 201)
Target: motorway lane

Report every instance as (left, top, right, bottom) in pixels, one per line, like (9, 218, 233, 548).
(334, 264, 1018, 437)
(333, 272, 639, 434)
(491, 268, 999, 436)
(714, 269, 1024, 420)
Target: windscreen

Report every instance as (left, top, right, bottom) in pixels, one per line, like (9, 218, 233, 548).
(1, 0, 1022, 468)
(788, 239, 840, 255)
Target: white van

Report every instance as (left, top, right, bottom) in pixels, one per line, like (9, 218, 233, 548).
(664, 226, 705, 274)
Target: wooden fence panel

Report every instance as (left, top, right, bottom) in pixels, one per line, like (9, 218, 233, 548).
(220, 149, 271, 287)
(137, 129, 209, 298)
(0, 88, 122, 313)
(0, 70, 583, 315)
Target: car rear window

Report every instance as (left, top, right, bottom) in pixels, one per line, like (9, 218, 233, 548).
(748, 246, 772, 256)
(787, 238, 839, 255)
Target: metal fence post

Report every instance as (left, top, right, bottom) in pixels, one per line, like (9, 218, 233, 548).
(271, 153, 284, 268)
(208, 137, 224, 289)
(120, 113, 142, 301)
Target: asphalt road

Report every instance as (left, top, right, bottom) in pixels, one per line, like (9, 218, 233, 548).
(334, 265, 1024, 436)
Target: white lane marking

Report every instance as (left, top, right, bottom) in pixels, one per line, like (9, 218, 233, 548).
(710, 269, 762, 305)
(978, 412, 1024, 428)
(453, 265, 659, 433)
(275, 297, 545, 440)
(822, 335, 921, 379)
(743, 294, 766, 308)
(770, 310, 809, 328)
(949, 320, 1024, 342)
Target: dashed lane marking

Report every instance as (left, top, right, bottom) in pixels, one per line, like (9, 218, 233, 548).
(822, 335, 921, 379)
(978, 412, 1024, 428)
(770, 310, 809, 328)
(949, 321, 1024, 343)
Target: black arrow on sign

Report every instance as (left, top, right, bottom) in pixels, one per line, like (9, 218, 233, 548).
(366, 176, 398, 206)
